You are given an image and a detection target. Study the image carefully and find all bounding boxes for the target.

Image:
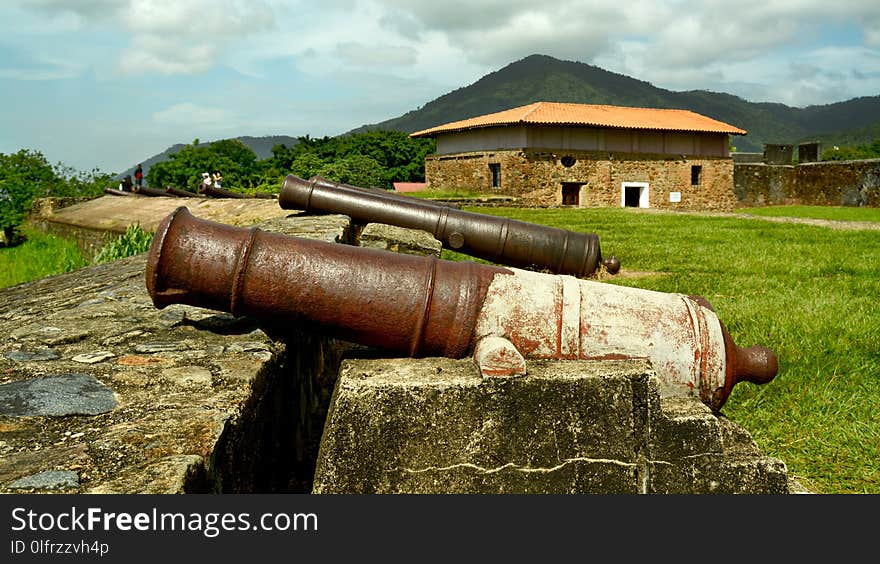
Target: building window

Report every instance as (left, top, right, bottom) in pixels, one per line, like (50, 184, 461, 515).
(560, 155, 576, 168)
(489, 163, 501, 189)
(691, 165, 702, 186)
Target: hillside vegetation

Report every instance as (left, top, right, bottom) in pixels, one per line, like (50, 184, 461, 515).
(352, 54, 880, 153)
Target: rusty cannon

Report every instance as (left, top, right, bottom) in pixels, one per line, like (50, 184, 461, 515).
(278, 174, 620, 278)
(103, 187, 138, 197)
(134, 186, 177, 197)
(165, 185, 203, 198)
(199, 184, 276, 200)
(145, 207, 777, 411)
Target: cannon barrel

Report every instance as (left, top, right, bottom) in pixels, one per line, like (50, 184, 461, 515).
(165, 185, 203, 198)
(146, 207, 777, 411)
(134, 186, 175, 197)
(278, 175, 619, 278)
(103, 187, 138, 197)
(199, 184, 276, 199)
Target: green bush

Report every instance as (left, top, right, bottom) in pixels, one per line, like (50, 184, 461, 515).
(93, 224, 154, 264)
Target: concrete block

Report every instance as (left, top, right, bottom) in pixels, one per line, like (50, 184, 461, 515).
(315, 358, 651, 493)
(314, 358, 791, 494)
(358, 223, 442, 257)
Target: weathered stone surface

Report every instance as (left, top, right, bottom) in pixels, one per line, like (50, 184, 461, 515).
(0, 374, 117, 417)
(8, 470, 80, 491)
(72, 351, 116, 364)
(313, 358, 791, 494)
(4, 349, 60, 362)
(86, 455, 205, 494)
(1, 210, 357, 494)
(314, 358, 651, 494)
(358, 223, 442, 257)
(28, 195, 352, 260)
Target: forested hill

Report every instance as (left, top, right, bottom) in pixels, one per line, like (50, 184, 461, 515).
(118, 135, 299, 179)
(350, 54, 880, 153)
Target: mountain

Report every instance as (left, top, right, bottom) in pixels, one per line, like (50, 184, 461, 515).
(349, 54, 880, 153)
(118, 135, 299, 179)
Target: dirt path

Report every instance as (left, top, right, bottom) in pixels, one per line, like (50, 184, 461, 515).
(642, 208, 880, 231)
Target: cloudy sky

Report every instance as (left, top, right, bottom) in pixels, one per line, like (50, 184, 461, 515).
(1, 0, 878, 174)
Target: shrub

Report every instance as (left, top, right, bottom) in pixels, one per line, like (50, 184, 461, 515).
(93, 224, 154, 264)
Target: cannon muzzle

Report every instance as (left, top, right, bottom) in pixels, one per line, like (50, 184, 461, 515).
(146, 207, 777, 411)
(278, 175, 620, 278)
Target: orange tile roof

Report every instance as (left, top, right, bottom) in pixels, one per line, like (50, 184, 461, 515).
(410, 101, 747, 137)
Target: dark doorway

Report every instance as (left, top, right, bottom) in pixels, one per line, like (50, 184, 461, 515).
(624, 185, 641, 207)
(691, 165, 702, 186)
(561, 183, 581, 205)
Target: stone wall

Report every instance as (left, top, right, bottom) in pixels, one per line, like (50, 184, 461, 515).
(425, 149, 737, 211)
(734, 159, 880, 207)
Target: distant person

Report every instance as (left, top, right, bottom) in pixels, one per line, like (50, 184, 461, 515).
(199, 172, 212, 193)
(212, 172, 223, 189)
(134, 164, 144, 189)
(120, 175, 134, 192)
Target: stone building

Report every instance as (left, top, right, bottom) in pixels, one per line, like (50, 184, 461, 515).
(410, 102, 746, 210)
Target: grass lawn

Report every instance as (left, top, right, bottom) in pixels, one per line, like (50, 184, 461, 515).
(453, 206, 880, 494)
(0, 229, 87, 289)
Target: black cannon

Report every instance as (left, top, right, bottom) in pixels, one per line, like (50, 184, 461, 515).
(278, 175, 619, 278)
(199, 184, 276, 200)
(165, 186, 203, 198)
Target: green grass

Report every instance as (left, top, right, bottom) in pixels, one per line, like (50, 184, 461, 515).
(0, 229, 88, 289)
(738, 205, 880, 223)
(0, 224, 153, 289)
(454, 205, 880, 494)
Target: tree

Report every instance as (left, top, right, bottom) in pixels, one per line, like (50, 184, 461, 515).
(264, 130, 435, 189)
(146, 140, 258, 192)
(315, 154, 385, 188)
(822, 139, 880, 161)
(0, 150, 58, 245)
(289, 153, 326, 180)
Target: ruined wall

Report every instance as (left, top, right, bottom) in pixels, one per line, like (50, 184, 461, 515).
(734, 159, 880, 207)
(425, 149, 737, 211)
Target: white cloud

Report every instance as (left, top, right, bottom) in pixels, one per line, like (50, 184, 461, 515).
(5, 0, 880, 173)
(0, 55, 84, 80)
(334, 42, 417, 67)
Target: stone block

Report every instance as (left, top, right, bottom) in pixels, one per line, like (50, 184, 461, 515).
(314, 358, 791, 494)
(358, 223, 442, 257)
(315, 358, 648, 494)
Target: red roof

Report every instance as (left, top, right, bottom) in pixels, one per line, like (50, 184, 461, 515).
(410, 101, 747, 137)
